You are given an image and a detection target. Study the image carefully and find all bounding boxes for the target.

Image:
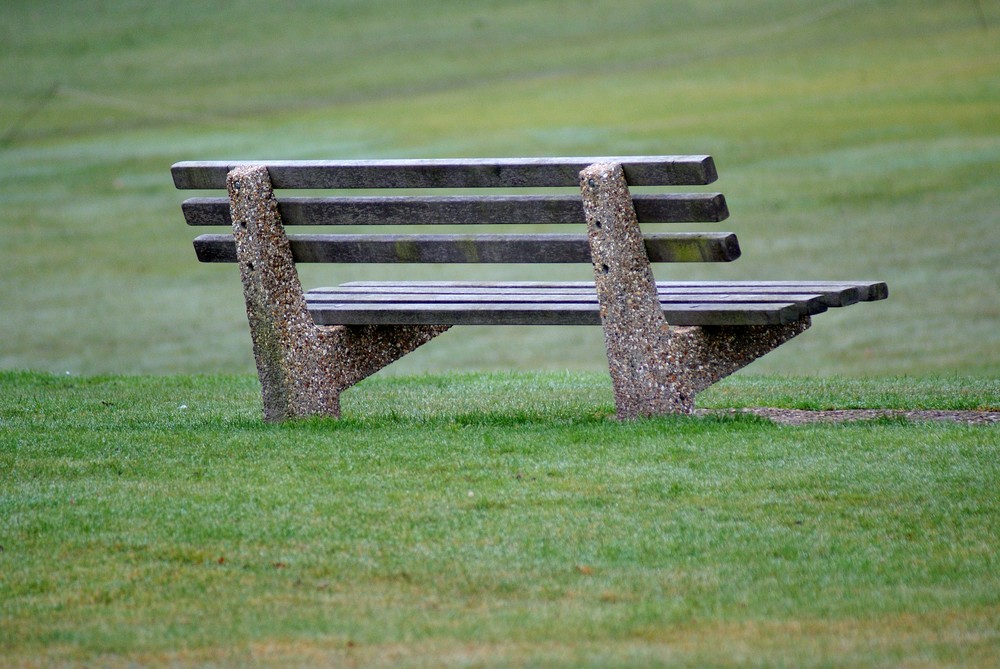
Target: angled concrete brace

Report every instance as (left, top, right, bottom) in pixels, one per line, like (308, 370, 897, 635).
(227, 165, 449, 421)
(578, 162, 810, 419)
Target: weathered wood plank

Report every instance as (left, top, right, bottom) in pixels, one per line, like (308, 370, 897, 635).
(172, 156, 718, 190)
(192, 232, 741, 264)
(181, 192, 730, 226)
(305, 300, 806, 327)
(315, 284, 858, 307)
(333, 280, 888, 302)
(307, 290, 832, 309)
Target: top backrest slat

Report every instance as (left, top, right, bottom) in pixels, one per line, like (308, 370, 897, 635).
(171, 156, 717, 190)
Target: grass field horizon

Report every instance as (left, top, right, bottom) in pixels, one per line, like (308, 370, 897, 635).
(2, 0, 998, 378)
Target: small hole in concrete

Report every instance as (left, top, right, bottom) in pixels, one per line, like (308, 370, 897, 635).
(601, 263, 610, 274)
(246, 262, 255, 271)
(594, 220, 602, 229)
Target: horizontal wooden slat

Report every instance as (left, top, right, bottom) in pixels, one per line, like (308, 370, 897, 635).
(192, 232, 741, 264)
(310, 289, 838, 310)
(182, 192, 729, 226)
(333, 280, 888, 303)
(310, 291, 832, 316)
(171, 156, 718, 190)
(305, 299, 807, 327)
(304, 279, 892, 326)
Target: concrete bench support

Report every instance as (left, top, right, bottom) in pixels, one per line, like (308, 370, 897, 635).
(579, 162, 810, 419)
(227, 165, 449, 421)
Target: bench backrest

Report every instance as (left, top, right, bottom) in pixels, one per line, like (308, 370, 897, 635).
(171, 156, 737, 265)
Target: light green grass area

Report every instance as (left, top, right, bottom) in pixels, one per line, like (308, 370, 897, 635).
(1, 0, 998, 377)
(1, 372, 999, 667)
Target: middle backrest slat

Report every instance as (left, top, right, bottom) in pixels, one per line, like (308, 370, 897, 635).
(181, 193, 729, 227)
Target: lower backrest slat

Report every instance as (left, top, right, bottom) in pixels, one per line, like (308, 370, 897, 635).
(193, 232, 741, 264)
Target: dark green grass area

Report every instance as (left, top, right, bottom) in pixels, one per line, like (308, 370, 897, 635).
(2, 372, 998, 667)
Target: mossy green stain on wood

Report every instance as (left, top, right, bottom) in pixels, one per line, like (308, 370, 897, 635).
(392, 237, 422, 262)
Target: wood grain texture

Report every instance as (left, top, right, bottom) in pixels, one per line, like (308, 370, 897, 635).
(302, 279, 891, 327)
(332, 280, 888, 302)
(192, 232, 741, 264)
(305, 299, 807, 327)
(172, 156, 718, 190)
(181, 193, 729, 226)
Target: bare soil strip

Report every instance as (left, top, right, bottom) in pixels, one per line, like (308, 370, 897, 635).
(700, 409, 1000, 426)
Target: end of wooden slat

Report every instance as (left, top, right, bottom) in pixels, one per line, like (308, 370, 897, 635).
(172, 162, 236, 190)
(866, 282, 889, 301)
(698, 156, 719, 185)
(721, 233, 741, 262)
(193, 234, 237, 262)
(777, 302, 811, 323)
(822, 286, 861, 307)
(711, 193, 730, 221)
(620, 155, 718, 186)
(171, 162, 201, 189)
(800, 298, 829, 317)
(182, 198, 231, 226)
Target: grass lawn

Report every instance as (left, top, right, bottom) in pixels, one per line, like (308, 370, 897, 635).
(2, 372, 999, 667)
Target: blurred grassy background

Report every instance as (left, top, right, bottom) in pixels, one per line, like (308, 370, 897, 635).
(1, 0, 997, 377)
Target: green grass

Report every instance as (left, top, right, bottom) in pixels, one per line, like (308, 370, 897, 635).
(1, 0, 998, 376)
(2, 372, 999, 667)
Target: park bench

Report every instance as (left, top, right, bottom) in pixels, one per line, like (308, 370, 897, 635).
(171, 156, 887, 421)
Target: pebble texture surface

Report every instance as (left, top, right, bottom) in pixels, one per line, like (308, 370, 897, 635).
(227, 166, 448, 421)
(579, 162, 809, 419)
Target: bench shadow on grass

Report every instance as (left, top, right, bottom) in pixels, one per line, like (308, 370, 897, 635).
(323, 372, 780, 429)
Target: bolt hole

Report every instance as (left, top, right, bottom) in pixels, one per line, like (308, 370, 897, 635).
(594, 220, 602, 229)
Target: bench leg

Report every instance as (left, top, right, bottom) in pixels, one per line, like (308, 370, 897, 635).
(579, 162, 810, 419)
(227, 165, 449, 421)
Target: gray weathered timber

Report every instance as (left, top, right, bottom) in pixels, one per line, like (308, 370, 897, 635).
(192, 232, 741, 264)
(329, 280, 889, 302)
(181, 192, 730, 227)
(171, 156, 718, 190)
(312, 282, 863, 307)
(306, 291, 833, 306)
(305, 300, 807, 327)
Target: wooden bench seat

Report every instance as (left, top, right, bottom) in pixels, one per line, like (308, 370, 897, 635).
(306, 280, 886, 326)
(172, 155, 887, 421)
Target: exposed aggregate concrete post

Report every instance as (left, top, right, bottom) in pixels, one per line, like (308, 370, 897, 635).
(227, 165, 448, 421)
(579, 162, 810, 419)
